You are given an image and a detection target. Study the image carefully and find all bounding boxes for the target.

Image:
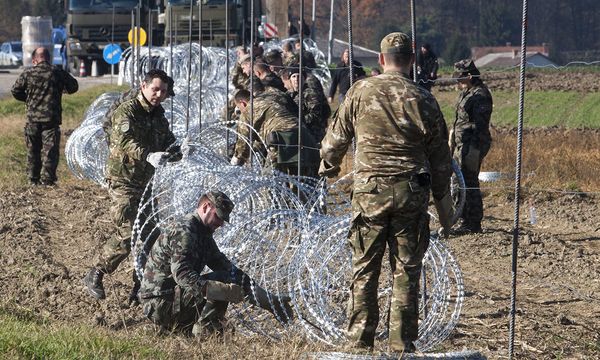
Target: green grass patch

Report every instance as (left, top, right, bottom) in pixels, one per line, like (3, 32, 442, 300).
(436, 90, 600, 128)
(0, 306, 168, 359)
(0, 84, 127, 128)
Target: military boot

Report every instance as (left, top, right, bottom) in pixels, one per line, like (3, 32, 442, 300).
(83, 268, 106, 300)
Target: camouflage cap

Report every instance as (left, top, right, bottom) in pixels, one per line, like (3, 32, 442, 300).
(206, 190, 234, 222)
(380, 32, 412, 54)
(453, 59, 479, 78)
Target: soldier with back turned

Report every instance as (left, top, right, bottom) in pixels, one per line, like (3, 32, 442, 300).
(11, 47, 78, 186)
(319, 32, 453, 353)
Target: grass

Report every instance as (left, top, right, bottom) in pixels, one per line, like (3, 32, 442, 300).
(0, 305, 168, 359)
(434, 90, 600, 128)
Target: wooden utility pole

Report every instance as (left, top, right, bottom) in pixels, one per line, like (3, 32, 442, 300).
(264, 0, 288, 39)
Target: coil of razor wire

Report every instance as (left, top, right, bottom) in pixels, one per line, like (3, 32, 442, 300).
(129, 122, 464, 352)
(65, 38, 463, 351)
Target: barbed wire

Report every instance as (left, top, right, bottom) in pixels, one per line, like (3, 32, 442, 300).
(129, 123, 465, 351)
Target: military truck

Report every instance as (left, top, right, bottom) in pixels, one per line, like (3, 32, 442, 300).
(163, 0, 261, 47)
(64, 0, 160, 76)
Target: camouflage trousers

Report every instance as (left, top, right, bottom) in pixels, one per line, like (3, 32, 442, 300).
(455, 143, 489, 228)
(95, 182, 158, 274)
(347, 176, 430, 352)
(141, 271, 232, 335)
(24, 122, 61, 184)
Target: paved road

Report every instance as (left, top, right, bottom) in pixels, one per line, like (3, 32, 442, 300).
(0, 68, 118, 99)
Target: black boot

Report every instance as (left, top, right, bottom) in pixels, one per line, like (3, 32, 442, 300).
(128, 272, 141, 307)
(83, 268, 106, 300)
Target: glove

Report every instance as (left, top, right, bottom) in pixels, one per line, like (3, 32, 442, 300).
(203, 280, 244, 303)
(146, 152, 169, 167)
(249, 284, 294, 323)
(230, 156, 243, 166)
(318, 159, 340, 178)
(463, 145, 480, 172)
(434, 192, 453, 238)
(180, 137, 192, 157)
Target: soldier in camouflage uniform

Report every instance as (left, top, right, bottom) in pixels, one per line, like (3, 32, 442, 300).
(253, 58, 286, 92)
(139, 190, 292, 335)
(450, 60, 493, 234)
(102, 78, 174, 145)
(319, 32, 453, 353)
(83, 69, 180, 303)
(230, 86, 319, 177)
(11, 47, 78, 185)
(281, 61, 331, 146)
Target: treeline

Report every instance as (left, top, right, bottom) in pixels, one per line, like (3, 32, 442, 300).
(290, 0, 600, 64)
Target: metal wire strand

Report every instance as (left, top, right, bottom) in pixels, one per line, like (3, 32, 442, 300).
(509, 0, 529, 358)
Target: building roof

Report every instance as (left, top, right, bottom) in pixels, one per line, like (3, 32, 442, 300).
(474, 51, 557, 68)
(471, 44, 550, 60)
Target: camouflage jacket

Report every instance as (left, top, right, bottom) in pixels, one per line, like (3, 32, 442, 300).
(261, 72, 286, 92)
(321, 71, 452, 199)
(234, 88, 298, 162)
(288, 74, 331, 144)
(139, 212, 244, 300)
(232, 63, 249, 90)
(106, 93, 177, 187)
(11, 61, 78, 125)
(451, 82, 493, 150)
(102, 88, 139, 145)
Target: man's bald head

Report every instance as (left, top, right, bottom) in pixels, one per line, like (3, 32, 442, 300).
(32, 47, 51, 65)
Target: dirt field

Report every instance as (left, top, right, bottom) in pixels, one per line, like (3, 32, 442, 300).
(1, 72, 600, 358)
(1, 136, 599, 359)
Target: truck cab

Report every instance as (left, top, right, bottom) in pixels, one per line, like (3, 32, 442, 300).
(65, 0, 159, 76)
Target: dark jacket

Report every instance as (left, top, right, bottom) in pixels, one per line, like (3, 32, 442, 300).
(328, 59, 366, 98)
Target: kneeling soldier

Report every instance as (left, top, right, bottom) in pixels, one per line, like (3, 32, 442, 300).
(138, 190, 293, 335)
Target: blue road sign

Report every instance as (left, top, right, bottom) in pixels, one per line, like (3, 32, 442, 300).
(103, 44, 122, 65)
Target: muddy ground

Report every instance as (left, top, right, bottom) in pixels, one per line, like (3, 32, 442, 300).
(0, 173, 599, 358)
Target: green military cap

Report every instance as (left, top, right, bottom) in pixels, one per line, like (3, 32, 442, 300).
(380, 32, 413, 54)
(206, 190, 234, 222)
(453, 59, 480, 78)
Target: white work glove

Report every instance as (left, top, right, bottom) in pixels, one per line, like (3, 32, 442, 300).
(203, 280, 244, 303)
(146, 152, 170, 168)
(180, 137, 191, 157)
(463, 145, 480, 172)
(230, 156, 242, 166)
(434, 192, 454, 238)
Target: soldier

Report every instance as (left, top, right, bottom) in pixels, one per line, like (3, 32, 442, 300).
(231, 49, 249, 91)
(281, 64, 330, 146)
(253, 58, 286, 92)
(263, 48, 284, 74)
(230, 86, 319, 177)
(417, 43, 439, 91)
(11, 47, 78, 186)
(328, 48, 366, 104)
(101, 77, 175, 145)
(319, 32, 453, 353)
(449, 59, 493, 234)
(83, 69, 181, 303)
(139, 190, 292, 335)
